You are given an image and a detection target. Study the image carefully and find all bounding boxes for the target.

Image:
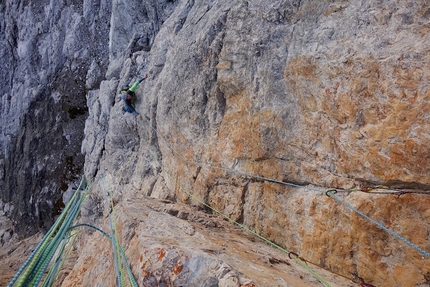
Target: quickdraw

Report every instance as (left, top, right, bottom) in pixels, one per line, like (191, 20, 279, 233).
(325, 189, 337, 197)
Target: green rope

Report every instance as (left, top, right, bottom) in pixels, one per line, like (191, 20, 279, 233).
(138, 111, 430, 264)
(101, 178, 124, 287)
(7, 175, 139, 287)
(68, 223, 138, 287)
(107, 177, 126, 287)
(31, 180, 89, 287)
(10, 177, 86, 287)
(145, 144, 332, 287)
(8, 177, 95, 287)
(42, 231, 80, 287)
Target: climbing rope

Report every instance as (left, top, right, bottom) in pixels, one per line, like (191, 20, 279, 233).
(101, 177, 124, 287)
(138, 113, 430, 261)
(326, 190, 430, 258)
(139, 118, 333, 286)
(334, 185, 430, 196)
(41, 231, 80, 287)
(154, 149, 332, 286)
(8, 177, 88, 287)
(7, 176, 138, 287)
(68, 223, 138, 287)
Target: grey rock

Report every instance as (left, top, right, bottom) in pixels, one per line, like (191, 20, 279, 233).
(1, 0, 429, 285)
(82, 80, 118, 178)
(0, 0, 111, 236)
(83, 0, 429, 285)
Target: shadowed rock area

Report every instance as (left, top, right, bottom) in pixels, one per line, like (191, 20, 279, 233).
(0, 0, 111, 236)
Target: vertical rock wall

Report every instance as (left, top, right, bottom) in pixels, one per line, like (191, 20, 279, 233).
(81, 0, 430, 285)
(0, 0, 111, 236)
(0, 0, 429, 286)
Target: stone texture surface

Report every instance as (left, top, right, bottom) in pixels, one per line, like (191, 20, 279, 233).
(0, 199, 17, 247)
(283, 0, 430, 188)
(59, 186, 354, 287)
(81, 0, 429, 285)
(1, 0, 430, 286)
(0, 232, 42, 287)
(0, 0, 111, 236)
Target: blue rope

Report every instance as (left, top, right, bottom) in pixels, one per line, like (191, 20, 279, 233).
(42, 234, 70, 287)
(7, 226, 56, 287)
(195, 162, 325, 193)
(8, 176, 136, 287)
(139, 115, 430, 259)
(7, 178, 86, 287)
(31, 190, 84, 286)
(68, 224, 138, 287)
(327, 191, 430, 258)
(32, 236, 64, 286)
(101, 178, 123, 287)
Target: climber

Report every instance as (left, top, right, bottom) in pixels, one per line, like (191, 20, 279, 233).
(121, 74, 148, 120)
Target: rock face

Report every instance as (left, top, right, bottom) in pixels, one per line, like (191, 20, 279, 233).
(283, 0, 430, 188)
(1, 0, 430, 286)
(0, 185, 355, 287)
(0, 0, 111, 236)
(60, 187, 354, 287)
(81, 0, 429, 285)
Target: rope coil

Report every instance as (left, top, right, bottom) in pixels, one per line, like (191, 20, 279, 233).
(7, 176, 138, 287)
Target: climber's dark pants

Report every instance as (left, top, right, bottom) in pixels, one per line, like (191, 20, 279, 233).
(124, 104, 139, 117)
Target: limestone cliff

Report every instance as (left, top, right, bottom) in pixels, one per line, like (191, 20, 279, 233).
(81, 0, 430, 285)
(1, 0, 430, 286)
(0, 0, 111, 236)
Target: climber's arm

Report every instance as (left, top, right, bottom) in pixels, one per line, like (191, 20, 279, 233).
(128, 80, 140, 93)
(128, 74, 148, 92)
